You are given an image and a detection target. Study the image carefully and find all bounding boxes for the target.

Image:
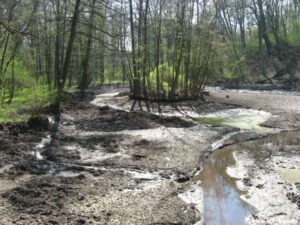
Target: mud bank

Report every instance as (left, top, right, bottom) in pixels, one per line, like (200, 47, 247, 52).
(0, 89, 299, 225)
(0, 91, 230, 225)
(226, 131, 300, 225)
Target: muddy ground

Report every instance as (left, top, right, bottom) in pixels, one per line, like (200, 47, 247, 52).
(0, 86, 299, 225)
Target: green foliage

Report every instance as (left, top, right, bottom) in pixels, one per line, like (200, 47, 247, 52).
(287, 21, 300, 45)
(14, 58, 35, 84)
(1, 58, 36, 100)
(149, 63, 172, 92)
(148, 63, 184, 93)
(104, 69, 125, 84)
(0, 86, 55, 123)
(223, 55, 246, 80)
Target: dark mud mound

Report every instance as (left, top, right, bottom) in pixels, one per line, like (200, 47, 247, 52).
(0, 122, 29, 135)
(0, 128, 45, 168)
(27, 116, 50, 131)
(63, 90, 96, 102)
(1, 176, 87, 223)
(60, 91, 96, 111)
(0, 169, 141, 225)
(13, 161, 57, 175)
(77, 108, 195, 132)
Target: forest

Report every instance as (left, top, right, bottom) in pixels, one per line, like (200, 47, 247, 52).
(1, 0, 300, 120)
(0, 1, 300, 225)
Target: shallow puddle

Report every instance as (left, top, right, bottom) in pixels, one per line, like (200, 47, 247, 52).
(276, 168, 300, 184)
(195, 148, 255, 225)
(192, 109, 271, 131)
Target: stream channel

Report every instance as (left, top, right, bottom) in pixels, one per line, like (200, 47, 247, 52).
(195, 148, 255, 225)
(192, 109, 271, 225)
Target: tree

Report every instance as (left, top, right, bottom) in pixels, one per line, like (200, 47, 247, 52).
(79, 0, 96, 92)
(57, 0, 81, 98)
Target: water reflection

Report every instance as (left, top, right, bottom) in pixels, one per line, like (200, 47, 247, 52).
(195, 148, 255, 225)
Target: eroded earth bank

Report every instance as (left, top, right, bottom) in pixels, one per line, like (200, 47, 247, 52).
(0, 87, 299, 225)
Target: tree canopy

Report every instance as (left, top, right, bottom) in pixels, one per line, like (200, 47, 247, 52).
(0, 0, 299, 106)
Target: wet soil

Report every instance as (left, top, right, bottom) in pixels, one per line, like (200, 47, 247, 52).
(225, 130, 300, 224)
(0, 87, 299, 225)
(0, 90, 226, 225)
(208, 88, 300, 130)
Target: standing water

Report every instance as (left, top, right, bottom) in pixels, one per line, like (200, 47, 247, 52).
(194, 148, 255, 225)
(191, 108, 276, 224)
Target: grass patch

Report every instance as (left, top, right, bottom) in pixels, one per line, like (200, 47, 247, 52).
(0, 86, 54, 123)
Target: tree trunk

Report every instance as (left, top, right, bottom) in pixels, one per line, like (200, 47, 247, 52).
(257, 0, 272, 55)
(79, 0, 96, 92)
(129, 0, 139, 97)
(57, 0, 81, 96)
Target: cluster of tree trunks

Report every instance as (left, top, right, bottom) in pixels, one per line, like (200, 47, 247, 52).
(125, 0, 216, 100)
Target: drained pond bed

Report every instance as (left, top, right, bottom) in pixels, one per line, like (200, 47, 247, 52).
(0, 88, 299, 225)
